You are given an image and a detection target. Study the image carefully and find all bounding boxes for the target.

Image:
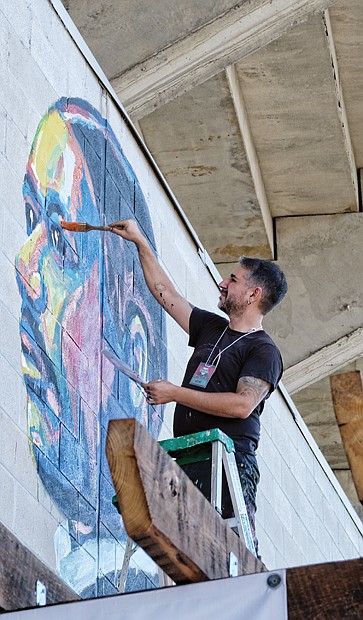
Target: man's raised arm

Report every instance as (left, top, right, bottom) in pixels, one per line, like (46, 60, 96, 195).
(110, 219, 192, 334)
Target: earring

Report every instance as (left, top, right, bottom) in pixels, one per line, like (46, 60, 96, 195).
(247, 300, 251, 305)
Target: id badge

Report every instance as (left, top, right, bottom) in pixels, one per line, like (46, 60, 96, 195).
(189, 363, 217, 388)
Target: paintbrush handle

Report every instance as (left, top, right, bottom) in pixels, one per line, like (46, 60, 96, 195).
(86, 224, 113, 231)
(87, 224, 126, 232)
(61, 221, 126, 233)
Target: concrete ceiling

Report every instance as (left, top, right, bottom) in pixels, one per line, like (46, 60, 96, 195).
(61, 0, 363, 516)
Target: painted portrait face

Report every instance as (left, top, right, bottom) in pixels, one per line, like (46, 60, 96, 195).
(15, 99, 166, 593)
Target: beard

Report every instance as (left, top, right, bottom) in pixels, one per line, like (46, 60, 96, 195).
(218, 294, 248, 317)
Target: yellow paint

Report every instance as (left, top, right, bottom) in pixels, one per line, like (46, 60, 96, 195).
(31, 111, 68, 193)
(21, 353, 41, 379)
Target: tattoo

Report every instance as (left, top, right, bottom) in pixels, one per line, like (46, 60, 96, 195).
(237, 376, 270, 408)
(154, 282, 167, 293)
(154, 282, 168, 306)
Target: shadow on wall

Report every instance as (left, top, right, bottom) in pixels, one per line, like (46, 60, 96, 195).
(15, 98, 167, 596)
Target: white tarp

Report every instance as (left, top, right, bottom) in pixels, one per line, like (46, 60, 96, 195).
(2, 570, 287, 620)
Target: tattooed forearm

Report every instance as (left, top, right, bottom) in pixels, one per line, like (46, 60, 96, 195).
(237, 376, 270, 409)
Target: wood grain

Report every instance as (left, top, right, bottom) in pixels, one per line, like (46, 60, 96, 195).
(287, 557, 363, 619)
(331, 371, 363, 500)
(106, 418, 266, 583)
(0, 522, 78, 611)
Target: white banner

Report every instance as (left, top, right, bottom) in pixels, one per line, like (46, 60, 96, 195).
(2, 570, 287, 620)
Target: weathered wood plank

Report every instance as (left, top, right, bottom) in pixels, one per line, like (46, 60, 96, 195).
(330, 371, 363, 501)
(106, 418, 265, 583)
(0, 522, 78, 611)
(287, 557, 363, 619)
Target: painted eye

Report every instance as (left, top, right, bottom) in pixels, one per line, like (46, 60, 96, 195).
(25, 201, 38, 234)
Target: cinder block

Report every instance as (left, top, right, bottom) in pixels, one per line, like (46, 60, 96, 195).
(296, 430, 316, 476)
(272, 481, 294, 536)
(0, 12, 10, 64)
(271, 411, 291, 467)
(0, 153, 27, 231)
(1, 0, 31, 48)
(0, 252, 22, 316)
(157, 403, 174, 440)
(288, 443, 308, 494)
(260, 401, 273, 438)
(322, 494, 346, 540)
(0, 68, 29, 138)
(342, 512, 363, 553)
(280, 458, 304, 515)
(262, 498, 284, 553)
(83, 69, 103, 111)
(8, 28, 57, 116)
(0, 300, 22, 371)
(98, 524, 118, 579)
(258, 455, 275, 504)
(13, 481, 59, 571)
(27, 0, 54, 40)
(5, 115, 28, 181)
(0, 462, 15, 529)
(30, 18, 67, 96)
(0, 107, 5, 155)
(26, 105, 42, 149)
(0, 406, 38, 500)
(256, 529, 276, 569)
(314, 515, 333, 562)
(0, 353, 25, 427)
(259, 434, 282, 485)
(2, 209, 27, 271)
(281, 528, 304, 567)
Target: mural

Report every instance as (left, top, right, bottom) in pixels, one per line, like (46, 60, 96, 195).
(15, 98, 167, 596)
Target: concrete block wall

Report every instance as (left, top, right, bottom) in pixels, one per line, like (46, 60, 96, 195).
(257, 387, 363, 569)
(0, 0, 362, 602)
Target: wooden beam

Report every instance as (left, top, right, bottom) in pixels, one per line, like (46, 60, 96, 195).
(0, 522, 78, 611)
(226, 64, 274, 257)
(330, 371, 363, 501)
(106, 418, 265, 583)
(111, 0, 339, 119)
(283, 327, 363, 394)
(287, 557, 363, 619)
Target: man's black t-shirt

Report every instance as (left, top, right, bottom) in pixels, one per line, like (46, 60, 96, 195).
(173, 307, 283, 451)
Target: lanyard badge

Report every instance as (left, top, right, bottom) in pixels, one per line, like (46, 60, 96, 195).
(189, 362, 217, 388)
(189, 324, 262, 389)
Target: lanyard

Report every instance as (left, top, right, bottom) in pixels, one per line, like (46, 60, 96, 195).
(206, 325, 262, 366)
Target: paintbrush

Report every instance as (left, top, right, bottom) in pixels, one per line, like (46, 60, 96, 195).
(60, 221, 125, 233)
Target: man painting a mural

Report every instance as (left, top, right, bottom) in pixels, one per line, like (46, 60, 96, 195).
(109, 220, 288, 558)
(15, 98, 167, 595)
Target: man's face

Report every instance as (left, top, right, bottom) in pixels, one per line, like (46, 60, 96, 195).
(218, 265, 254, 316)
(15, 109, 101, 465)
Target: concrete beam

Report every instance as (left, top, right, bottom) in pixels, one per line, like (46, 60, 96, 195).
(323, 9, 359, 207)
(111, 0, 339, 119)
(226, 64, 274, 256)
(283, 327, 363, 394)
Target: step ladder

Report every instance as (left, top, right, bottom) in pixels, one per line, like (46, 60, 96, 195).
(113, 428, 256, 592)
(159, 428, 256, 555)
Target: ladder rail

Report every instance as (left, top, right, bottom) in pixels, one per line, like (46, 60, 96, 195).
(211, 440, 223, 513)
(222, 449, 256, 556)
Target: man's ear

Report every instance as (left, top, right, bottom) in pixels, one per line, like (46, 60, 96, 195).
(250, 287, 263, 302)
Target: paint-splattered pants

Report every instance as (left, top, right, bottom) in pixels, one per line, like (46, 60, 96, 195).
(180, 451, 260, 557)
